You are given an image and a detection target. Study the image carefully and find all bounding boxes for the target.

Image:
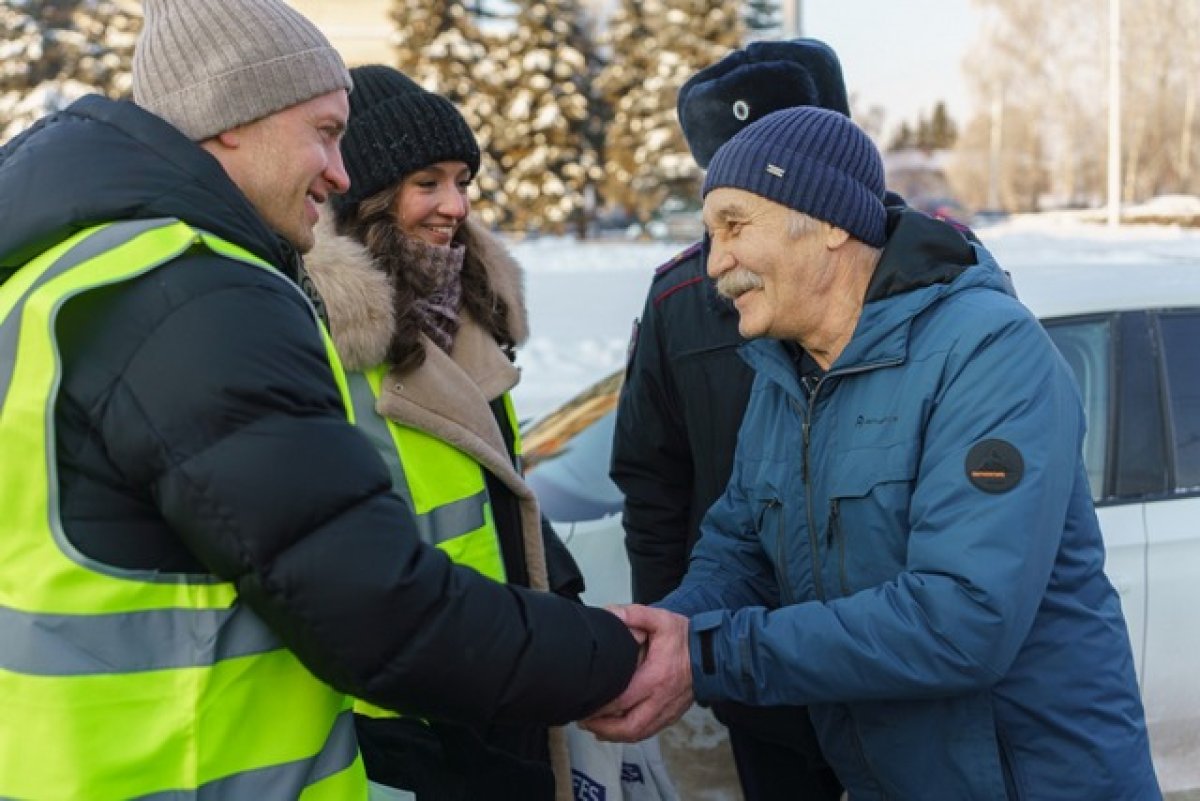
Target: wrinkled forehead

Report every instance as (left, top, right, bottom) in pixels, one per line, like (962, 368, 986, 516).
(703, 187, 786, 224)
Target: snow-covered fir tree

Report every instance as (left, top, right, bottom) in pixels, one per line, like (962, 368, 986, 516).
(485, 0, 603, 234)
(596, 0, 742, 221)
(0, 0, 142, 142)
(390, 0, 511, 228)
(391, 0, 455, 76)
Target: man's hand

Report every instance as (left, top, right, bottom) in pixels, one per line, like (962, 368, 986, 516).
(581, 604, 694, 742)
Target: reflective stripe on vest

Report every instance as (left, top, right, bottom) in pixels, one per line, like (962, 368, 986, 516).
(0, 219, 366, 800)
(346, 365, 506, 721)
(345, 365, 505, 581)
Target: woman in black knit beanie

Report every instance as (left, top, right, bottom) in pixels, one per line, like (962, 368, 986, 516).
(306, 64, 586, 801)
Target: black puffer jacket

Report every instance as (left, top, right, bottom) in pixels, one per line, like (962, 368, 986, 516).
(0, 96, 636, 724)
(611, 239, 753, 604)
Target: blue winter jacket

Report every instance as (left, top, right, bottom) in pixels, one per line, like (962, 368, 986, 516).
(662, 211, 1160, 800)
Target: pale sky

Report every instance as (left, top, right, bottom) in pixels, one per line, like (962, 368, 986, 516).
(309, 0, 986, 138)
(800, 1, 983, 134)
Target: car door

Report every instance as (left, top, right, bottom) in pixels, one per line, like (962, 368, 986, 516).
(1043, 313, 1149, 679)
(522, 372, 631, 607)
(1139, 310, 1200, 791)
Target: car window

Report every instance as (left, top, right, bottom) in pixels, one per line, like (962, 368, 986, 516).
(1112, 311, 1169, 499)
(1156, 312, 1200, 493)
(1045, 319, 1112, 500)
(523, 372, 625, 522)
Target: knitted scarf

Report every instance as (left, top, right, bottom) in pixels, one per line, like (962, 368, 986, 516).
(391, 231, 466, 354)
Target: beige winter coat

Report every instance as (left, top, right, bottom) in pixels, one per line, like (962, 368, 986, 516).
(305, 211, 573, 801)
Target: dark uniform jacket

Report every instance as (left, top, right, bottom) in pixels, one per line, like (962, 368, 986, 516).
(0, 96, 636, 727)
(611, 238, 753, 604)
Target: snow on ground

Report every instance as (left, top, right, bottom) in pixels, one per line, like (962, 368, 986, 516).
(979, 213, 1200, 265)
(509, 216, 1200, 421)
(509, 237, 682, 420)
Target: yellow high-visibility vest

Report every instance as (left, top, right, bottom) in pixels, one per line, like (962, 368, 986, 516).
(0, 219, 367, 800)
(346, 365, 513, 720)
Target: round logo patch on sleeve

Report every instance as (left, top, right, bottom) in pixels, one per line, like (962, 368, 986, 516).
(965, 439, 1024, 494)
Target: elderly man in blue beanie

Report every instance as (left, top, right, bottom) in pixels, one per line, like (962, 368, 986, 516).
(611, 38, 850, 800)
(589, 106, 1161, 800)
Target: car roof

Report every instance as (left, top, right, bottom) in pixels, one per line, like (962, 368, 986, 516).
(1001, 257, 1200, 320)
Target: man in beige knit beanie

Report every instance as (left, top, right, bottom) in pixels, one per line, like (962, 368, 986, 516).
(0, 0, 639, 797)
(133, 0, 354, 252)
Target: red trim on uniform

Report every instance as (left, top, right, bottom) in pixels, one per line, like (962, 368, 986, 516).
(653, 242, 703, 277)
(653, 276, 704, 306)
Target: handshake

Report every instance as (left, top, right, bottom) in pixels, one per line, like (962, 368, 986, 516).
(579, 605, 694, 743)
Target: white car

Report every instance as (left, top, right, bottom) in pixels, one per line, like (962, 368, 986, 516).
(523, 255, 1200, 794)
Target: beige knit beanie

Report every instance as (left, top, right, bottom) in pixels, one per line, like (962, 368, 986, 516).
(132, 0, 352, 141)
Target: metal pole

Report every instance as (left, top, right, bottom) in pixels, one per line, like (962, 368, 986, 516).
(1106, 0, 1121, 227)
(782, 0, 803, 38)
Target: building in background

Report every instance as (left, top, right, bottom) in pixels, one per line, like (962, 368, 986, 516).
(290, 0, 392, 64)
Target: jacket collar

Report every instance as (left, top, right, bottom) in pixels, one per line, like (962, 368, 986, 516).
(303, 209, 526, 454)
(304, 209, 528, 369)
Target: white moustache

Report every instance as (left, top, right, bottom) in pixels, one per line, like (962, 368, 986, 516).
(716, 269, 764, 301)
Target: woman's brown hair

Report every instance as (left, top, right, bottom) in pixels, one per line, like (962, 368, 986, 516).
(335, 188, 514, 373)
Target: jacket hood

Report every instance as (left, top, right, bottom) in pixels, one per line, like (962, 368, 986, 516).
(848, 208, 1012, 358)
(0, 95, 298, 280)
(304, 209, 529, 371)
(864, 206, 979, 303)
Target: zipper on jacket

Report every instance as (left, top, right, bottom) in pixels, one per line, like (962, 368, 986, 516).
(800, 360, 902, 603)
(826, 498, 839, 546)
(801, 418, 811, 484)
(768, 499, 794, 605)
(788, 360, 903, 795)
(829, 498, 851, 597)
(796, 395, 827, 602)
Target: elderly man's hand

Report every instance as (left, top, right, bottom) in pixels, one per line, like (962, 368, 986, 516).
(581, 604, 694, 742)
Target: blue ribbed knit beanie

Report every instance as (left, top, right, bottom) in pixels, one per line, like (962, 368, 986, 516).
(702, 106, 887, 247)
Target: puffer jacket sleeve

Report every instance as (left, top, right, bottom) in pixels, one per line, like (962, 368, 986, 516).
(99, 257, 638, 724)
(682, 296, 1083, 707)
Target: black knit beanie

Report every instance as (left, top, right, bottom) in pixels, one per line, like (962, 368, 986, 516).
(703, 106, 887, 247)
(334, 65, 481, 213)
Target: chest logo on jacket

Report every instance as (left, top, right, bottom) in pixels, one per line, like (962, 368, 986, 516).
(856, 413, 898, 427)
(965, 438, 1024, 493)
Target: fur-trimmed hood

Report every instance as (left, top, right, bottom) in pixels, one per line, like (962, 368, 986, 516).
(304, 209, 528, 372)
(304, 206, 532, 499)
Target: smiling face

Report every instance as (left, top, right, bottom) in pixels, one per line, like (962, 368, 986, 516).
(703, 187, 841, 343)
(392, 161, 472, 246)
(212, 90, 350, 254)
